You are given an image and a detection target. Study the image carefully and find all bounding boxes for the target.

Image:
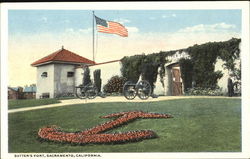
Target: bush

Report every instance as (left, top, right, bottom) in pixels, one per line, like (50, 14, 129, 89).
(121, 55, 146, 83)
(179, 58, 194, 91)
(103, 75, 127, 93)
(141, 63, 159, 93)
(94, 69, 102, 93)
(83, 67, 91, 86)
(185, 87, 224, 96)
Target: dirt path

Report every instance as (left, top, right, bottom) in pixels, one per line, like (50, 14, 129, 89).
(8, 96, 240, 114)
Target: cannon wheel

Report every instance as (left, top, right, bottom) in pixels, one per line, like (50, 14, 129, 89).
(86, 84, 98, 99)
(75, 86, 87, 99)
(137, 80, 152, 100)
(123, 81, 137, 100)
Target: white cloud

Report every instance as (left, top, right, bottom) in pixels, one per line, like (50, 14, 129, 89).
(79, 28, 92, 34)
(113, 18, 131, 24)
(127, 27, 139, 33)
(212, 22, 236, 29)
(65, 28, 92, 34)
(162, 15, 167, 18)
(65, 28, 74, 33)
(178, 23, 236, 33)
(162, 14, 177, 19)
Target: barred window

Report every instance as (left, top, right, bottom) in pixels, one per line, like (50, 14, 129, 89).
(67, 72, 74, 77)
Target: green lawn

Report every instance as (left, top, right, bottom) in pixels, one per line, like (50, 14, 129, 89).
(8, 99, 61, 109)
(8, 98, 241, 153)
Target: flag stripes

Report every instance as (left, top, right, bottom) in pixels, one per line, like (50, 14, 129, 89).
(95, 16, 128, 37)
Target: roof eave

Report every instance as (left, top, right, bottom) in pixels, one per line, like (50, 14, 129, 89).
(31, 61, 95, 67)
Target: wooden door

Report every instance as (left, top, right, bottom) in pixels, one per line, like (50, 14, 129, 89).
(172, 68, 183, 96)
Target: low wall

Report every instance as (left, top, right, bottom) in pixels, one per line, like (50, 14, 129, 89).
(75, 61, 122, 92)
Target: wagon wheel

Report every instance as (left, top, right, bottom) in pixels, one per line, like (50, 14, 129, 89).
(137, 80, 152, 100)
(123, 81, 137, 100)
(75, 86, 87, 99)
(86, 84, 98, 99)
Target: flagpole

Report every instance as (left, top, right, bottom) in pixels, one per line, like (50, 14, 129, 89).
(92, 11, 95, 63)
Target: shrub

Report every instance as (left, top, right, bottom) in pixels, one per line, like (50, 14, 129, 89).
(83, 67, 91, 86)
(185, 87, 224, 96)
(120, 55, 146, 83)
(94, 69, 102, 93)
(103, 75, 127, 93)
(141, 63, 159, 93)
(179, 58, 194, 91)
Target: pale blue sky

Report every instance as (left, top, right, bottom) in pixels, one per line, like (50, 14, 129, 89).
(9, 10, 241, 35)
(8, 9, 242, 87)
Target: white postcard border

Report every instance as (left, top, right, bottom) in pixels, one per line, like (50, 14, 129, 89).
(1, 1, 249, 159)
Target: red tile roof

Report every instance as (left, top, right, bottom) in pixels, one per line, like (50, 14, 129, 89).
(31, 48, 95, 66)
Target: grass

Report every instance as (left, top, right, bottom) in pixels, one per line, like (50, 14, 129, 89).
(8, 98, 241, 153)
(8, 98, 61, 110)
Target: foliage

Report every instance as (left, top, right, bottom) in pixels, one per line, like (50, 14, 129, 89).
(120, 38, 241, 91)
(186, 43, 220, 89)
(179, 58, 194, 91)
(120, 54, 146, 83)
(219, 38, 241, 72)
(120, 51, 175, 86)
(103, 75, 127, 93)
(83, 67, 91, 86)
(185, 38, 241, 89)
(94, 69, 102, 93)
(185, 87, 224, 96)
(141, 62, 159, 92)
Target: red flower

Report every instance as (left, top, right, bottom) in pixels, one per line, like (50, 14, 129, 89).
(38, 111, 172, 144)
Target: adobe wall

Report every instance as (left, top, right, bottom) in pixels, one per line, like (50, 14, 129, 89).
(54, 64, 76, 97)
(36, 64, 55, 98)
(75, 61, 122, 92)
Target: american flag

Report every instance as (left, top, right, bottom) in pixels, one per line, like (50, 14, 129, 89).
(95, 16, 128, 37)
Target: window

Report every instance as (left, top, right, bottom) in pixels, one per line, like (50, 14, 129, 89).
(67, 72, 74, 77)
(41, 72, 48, 77)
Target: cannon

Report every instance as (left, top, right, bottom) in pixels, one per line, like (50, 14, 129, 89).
(123, 80, 152, 100)
(75, 83, 98, 99)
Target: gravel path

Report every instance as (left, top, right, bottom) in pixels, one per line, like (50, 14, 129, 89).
(8, 96, 240, 114)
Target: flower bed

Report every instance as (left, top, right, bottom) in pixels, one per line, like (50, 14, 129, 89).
(38, 111, 172, 145)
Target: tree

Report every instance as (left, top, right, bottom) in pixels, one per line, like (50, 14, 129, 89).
(94, 69, 102, 93)
(141, 62, 159, 93)
(83, 66, 91, 86)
